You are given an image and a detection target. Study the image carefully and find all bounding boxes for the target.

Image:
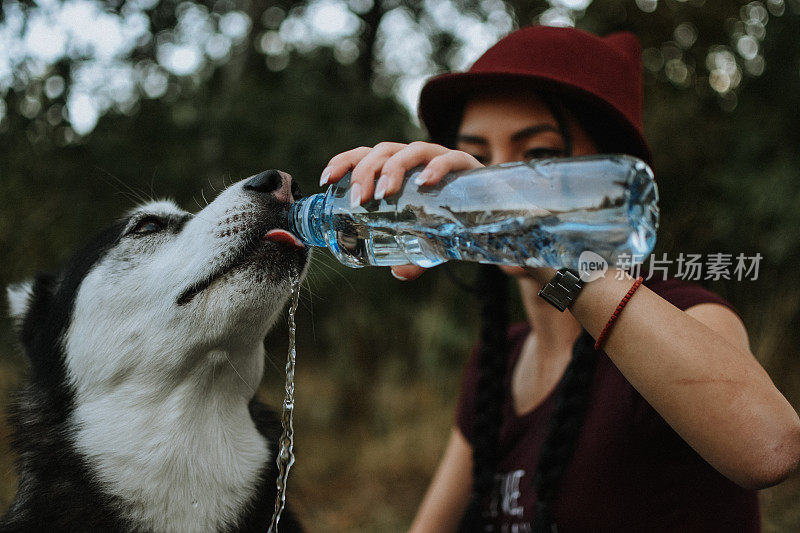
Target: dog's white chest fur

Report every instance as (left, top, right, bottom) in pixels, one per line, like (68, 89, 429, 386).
(69, 351, 270, 532)
(4, 176, 307, 530)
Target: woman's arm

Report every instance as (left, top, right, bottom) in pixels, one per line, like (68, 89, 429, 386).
(321, 142, 800, 489)
(409, 428, 474, 533)
(533, 267, 800, 489)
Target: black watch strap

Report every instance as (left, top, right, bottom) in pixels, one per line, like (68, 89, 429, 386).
(538, 268, 584, 311)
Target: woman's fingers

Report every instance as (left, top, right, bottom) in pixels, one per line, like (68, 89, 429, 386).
(376, 142, 446, 199)
(320, 141, 484, 281)
(391, 264, 427, 281)
(321, 142, 483, 207)
(349, 142, 407, 206)
(379, 143, 482, 199)
(415, 150, 483, 186)
(321, 146, 372, 186)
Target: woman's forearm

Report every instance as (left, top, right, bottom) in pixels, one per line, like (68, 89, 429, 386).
(410, 429, 474, 533)
(553, 268, 800, 489)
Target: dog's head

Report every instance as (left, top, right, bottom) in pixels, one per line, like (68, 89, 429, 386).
(7, 170, 310, 395)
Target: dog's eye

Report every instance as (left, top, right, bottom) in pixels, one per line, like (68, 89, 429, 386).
(130, 217, 166, 235)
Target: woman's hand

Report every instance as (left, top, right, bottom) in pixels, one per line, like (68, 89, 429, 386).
(320, 142, 483, 280)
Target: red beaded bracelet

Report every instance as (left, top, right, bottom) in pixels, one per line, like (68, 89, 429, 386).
(594, 276, 644, 351)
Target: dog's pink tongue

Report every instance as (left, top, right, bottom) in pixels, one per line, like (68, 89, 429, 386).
(263, 229, 305, 249)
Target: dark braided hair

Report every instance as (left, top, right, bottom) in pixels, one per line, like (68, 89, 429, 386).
(528, 92, 597, 533)
(454, 88, 602, 532)
(458, 264, 509, 532)
(530, 332, 598, 532)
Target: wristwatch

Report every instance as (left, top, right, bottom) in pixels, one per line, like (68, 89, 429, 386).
(538, 268, 584, 311)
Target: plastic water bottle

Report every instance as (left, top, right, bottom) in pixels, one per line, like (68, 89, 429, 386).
(288, 154, 659, 271)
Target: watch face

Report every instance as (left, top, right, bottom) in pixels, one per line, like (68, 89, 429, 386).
(538, 269, 583, 311)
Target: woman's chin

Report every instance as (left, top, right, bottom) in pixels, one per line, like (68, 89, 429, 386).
(500, 265, 527, 278)
(501, 264, 556, 286)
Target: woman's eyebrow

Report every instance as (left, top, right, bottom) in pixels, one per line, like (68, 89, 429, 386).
(456, 134, 488, 145)
(457, 124, 562, 145)
(510, 124, 561, 142)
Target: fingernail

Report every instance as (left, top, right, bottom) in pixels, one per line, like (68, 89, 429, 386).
(320, 167, 331, 186)
(391, 269, 408, 281)
(349, 182, 362, 208)
(374, 176, 388, 200)
(414, 169, 432, 186)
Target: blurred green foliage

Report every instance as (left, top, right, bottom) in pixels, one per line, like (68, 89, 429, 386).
(1, 0, 799, 530)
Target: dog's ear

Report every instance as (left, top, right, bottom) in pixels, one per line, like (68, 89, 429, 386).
(7, 280, 34, 328)
(7, 275, 57, 345)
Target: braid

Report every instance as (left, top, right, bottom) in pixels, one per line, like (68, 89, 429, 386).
(528, 89, 601, 531)
(452, 88, 596, 531)
(458, 264, 509, 532)
(530, 331, 598, 532)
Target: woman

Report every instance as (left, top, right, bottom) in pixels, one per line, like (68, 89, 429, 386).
(320, 26, 800, 531)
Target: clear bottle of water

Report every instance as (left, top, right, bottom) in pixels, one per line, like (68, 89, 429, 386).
(288, 154, 659, 271)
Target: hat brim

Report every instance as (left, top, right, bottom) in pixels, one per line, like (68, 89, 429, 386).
(418, 71, 652, 166)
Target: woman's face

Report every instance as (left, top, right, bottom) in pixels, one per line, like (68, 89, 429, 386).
(456, 91, 597, 165)
(455, 91, 598, 279)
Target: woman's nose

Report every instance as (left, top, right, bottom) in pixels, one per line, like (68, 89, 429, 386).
(488, 148, 519, 166)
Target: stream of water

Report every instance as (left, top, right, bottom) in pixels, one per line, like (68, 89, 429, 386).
(268, 275, 300, 532)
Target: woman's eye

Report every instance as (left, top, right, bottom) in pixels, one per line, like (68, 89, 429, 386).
(524, 147, 564, 159)
(131, 218, 166, 235)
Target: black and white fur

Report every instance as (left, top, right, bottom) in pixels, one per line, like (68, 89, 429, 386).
(2, 170, 308, 532)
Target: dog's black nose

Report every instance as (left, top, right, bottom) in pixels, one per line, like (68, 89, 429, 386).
(244, 170, 283, 193)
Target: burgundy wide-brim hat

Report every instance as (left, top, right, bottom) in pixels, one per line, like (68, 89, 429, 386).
(418, 26, 652, 165)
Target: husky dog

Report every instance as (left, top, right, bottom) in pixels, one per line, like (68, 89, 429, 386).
(2, 170, 308, 532)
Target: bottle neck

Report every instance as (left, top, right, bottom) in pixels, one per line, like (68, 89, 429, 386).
(288, 193, 326, 247)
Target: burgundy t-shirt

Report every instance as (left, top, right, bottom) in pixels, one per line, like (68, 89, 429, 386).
(456, 277, 760, 532)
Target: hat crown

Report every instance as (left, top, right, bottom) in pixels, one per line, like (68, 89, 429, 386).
(468, 26, 643, 128)
(417, 26, 652, 165)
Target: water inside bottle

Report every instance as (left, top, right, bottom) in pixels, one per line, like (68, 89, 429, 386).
(268, 274, 300, 532)
(327, 201, 652, 270)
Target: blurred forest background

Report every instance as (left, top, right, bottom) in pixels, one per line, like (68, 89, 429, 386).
(1, 0, 799, 530)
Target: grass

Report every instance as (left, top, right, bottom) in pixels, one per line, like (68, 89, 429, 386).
(0, 348, 459, 531)
(1, 293, 798, 531)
